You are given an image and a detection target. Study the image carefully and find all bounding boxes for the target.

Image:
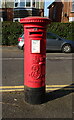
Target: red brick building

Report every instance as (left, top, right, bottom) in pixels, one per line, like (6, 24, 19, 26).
(48, 0, 74, 22)
(6, 8, 13, 21)
(0, 8, 13, 21)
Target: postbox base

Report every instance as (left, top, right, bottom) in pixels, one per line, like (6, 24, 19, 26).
(24, 86, 45, 105)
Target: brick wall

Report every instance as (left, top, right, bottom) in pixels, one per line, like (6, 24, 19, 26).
(48, 0, 74, 23)
(48, 2, 63, 22)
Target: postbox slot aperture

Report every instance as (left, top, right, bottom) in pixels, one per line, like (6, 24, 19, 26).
(29, 32, 43, 35)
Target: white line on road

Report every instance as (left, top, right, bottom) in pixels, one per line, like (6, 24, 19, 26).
(2, 58, 24, 60)
(46, 57, 73, 60)
(1, 57, 73, 60)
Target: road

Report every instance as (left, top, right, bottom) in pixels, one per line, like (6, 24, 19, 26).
(2, 46, 73, 86)
(1, 46, 74, 119)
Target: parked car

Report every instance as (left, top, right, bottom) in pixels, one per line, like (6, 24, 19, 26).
(18, 32, 74, 53)
(18, 34, 24, 50)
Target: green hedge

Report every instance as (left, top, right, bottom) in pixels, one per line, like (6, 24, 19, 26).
(47, 22, 73, 40)
(2, 21, 73, 46)
(2, 22, 23, 45)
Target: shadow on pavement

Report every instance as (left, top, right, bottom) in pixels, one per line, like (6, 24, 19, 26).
(46, 50, 74, 53)
(45, 83, 74, 103)
(46, 50, 61, 53)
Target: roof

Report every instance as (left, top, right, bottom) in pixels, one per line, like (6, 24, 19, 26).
(47, 0, 63, 9)
(47, 1, 55, 9)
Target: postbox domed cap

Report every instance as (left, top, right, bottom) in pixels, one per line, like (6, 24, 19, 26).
(20, 17, 51, 25)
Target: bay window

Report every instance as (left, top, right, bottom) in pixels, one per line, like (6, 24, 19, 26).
(14, 0, 40, 8)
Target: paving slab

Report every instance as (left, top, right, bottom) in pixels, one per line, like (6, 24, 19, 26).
(2, 89, 73, 119)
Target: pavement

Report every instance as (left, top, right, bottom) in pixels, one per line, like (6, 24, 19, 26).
(2, 89, 73, 119)
(1, 46, 74, 119)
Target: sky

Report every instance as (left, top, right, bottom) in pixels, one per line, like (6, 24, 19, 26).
(44, 0, 55, 17)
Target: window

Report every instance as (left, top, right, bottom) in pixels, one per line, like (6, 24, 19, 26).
(15, 3, 18, 7)
(14, 0, 37, 8)
(32, 0, 35, 7)
(26, 0, 31, 7)
(36, 0, 39, 8)
(47, 33, 57, 39)
(14, 0, 19, 7)
(25, 0, 36, 8)
(20, 2, 25, 7)
(72, 0, 74, 12)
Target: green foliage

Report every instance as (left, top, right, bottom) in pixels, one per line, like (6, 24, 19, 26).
(2, 22, 23, 45)
(2, 21, 73, 46)
(47, 22, 73, 41)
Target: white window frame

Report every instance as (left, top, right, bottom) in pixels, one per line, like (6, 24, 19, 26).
(14, 0, 20, 8)
(14, 0, 37, 8)
(20, 1, 25, 7)
(35, 0, 39, 8)
(25, 0, 36, 8)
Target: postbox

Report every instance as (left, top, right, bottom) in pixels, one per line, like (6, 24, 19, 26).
(20, 17, 51, 104)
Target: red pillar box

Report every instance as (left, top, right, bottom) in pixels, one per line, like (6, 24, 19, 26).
(20, 17, 51, 104)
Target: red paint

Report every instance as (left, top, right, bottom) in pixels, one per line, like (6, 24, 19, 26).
(18, 37, 23, 41)
(20, 17, 51, 88)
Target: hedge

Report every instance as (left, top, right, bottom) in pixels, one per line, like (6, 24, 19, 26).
(1, 21, 74, 46)
(2, 22, 23, 45)
(47, 22, 73, 41)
